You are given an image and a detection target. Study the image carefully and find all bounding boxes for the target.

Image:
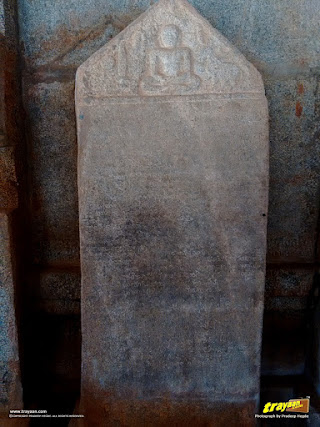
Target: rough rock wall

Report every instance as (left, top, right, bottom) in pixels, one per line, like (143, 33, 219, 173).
(14, 0, 320, 405)
(0, 0, 24, 421)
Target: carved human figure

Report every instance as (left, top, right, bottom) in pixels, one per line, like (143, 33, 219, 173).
(140, 25, 201, 95)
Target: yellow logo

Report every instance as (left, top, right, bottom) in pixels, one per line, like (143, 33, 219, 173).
(263, 397, 310, 414)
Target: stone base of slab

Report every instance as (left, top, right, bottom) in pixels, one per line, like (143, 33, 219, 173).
(73, 398, 257, 427)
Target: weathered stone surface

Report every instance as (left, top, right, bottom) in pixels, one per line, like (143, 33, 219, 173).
(18, 0, 320, 355)
(0, 147, 18, 212)
(266, 268, 314, 298)
(0, 2, 4, 36)
(29, 268, 80, 315)
(266, 77, 320, 263)
(312, 299, 320, 396)
(24, 80, 79, 265)
(0, 2, 24, 420)
(76, 0, 268, 424)
(0, 213, 23, 416)
(0, 35, 5, 142)
(12, 0, 320, 414)
(18, 0, 320, 75)
(0, 29, 18, 213)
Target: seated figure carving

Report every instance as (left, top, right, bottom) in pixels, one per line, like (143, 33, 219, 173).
(140, 25, 201, 95)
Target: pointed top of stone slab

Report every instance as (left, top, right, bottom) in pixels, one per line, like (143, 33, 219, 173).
(76, 0, 264, 99)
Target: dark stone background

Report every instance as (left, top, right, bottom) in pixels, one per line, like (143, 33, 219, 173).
(1, 0, 320, 424)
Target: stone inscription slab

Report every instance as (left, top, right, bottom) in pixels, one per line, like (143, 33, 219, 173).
(76, 0, 269, 424)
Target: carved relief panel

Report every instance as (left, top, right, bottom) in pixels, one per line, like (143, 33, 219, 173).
(77, 0, 264, 98)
